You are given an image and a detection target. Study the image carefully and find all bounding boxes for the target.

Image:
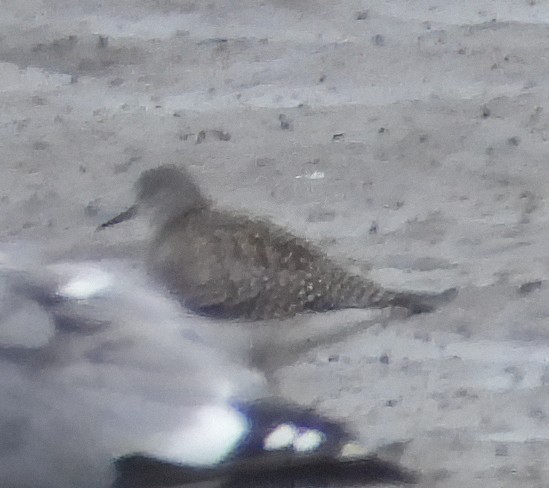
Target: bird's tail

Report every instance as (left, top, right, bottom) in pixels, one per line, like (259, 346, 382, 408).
(332, 273, 457, 314)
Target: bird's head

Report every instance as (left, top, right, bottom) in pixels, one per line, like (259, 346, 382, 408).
(99, 165, 207, 230)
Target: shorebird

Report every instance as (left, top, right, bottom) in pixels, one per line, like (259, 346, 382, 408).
(101, 165, 457, 320)
(0, 249, 414, 488)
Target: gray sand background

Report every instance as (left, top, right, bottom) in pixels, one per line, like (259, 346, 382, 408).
(2, 1, 549, 486)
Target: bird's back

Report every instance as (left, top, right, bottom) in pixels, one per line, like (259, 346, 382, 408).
(148, 207, 454, 319)
(148, 207, 358, 319)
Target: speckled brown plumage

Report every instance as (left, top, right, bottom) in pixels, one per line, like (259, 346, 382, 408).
(104, 165, 456, 320)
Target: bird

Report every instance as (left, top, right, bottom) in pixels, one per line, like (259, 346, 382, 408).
(100, 164, 457, 320)
(0, 247, 415, 488)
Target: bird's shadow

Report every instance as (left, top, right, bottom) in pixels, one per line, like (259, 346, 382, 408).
(247, 308, 399, 381)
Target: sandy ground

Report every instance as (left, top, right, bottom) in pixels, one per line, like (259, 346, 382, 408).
(2, 1, 549, 486)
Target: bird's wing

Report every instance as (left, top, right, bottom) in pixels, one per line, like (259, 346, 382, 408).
(149, 210, 334, 317)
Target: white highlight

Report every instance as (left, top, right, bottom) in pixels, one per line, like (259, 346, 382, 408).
(340, 441, 368, 459)
(295, 171, 325, 180)
(157, 405, 249, 466)
(263, 423, 325, 452)
(57, 266, 114, 299)
(293, 429, 325, 452)
(263, 423, 297, 451)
